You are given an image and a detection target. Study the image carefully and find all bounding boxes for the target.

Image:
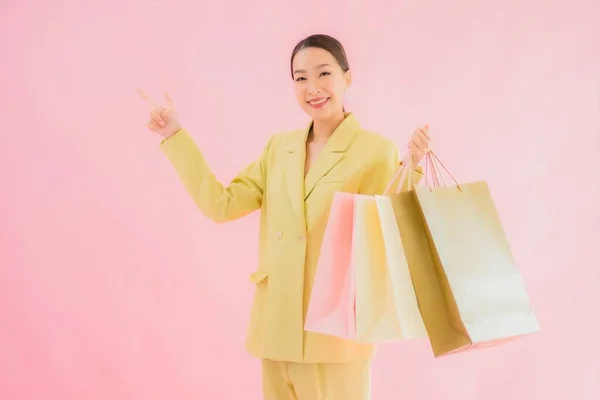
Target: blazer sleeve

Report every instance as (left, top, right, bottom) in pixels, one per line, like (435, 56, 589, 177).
(160, 128, 274, 223)
(358, 144, 423, 195)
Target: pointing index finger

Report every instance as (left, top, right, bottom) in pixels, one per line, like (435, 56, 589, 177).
(137, 89, 158, 107)
(164, 92, 174, 108)
(421, 124, 432, 140)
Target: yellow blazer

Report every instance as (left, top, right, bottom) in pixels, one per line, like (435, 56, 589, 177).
(160, 112, 422, 363)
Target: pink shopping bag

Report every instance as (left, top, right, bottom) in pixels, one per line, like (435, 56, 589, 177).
(304, 192, 356, 340)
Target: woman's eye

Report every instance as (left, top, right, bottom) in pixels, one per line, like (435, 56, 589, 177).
(295, 77, 306, 82)
(320, 72, 331, 77)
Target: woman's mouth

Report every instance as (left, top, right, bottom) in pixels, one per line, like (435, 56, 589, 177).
(307, 97, 330, 109)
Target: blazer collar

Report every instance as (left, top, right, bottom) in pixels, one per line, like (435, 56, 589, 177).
(285, 112, 360, 219)
(285, 112, 360, 153)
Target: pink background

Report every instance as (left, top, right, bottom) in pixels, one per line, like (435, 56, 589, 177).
(2, 1, 599, 399)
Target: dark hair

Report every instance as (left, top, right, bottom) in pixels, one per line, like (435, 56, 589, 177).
(290, 34, 350, 78)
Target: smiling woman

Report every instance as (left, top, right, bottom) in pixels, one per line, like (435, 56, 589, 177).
(290, 34, 351, 120)
(138, 33, 431, 400)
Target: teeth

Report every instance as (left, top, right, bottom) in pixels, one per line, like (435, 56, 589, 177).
(310, 98, 328, 105)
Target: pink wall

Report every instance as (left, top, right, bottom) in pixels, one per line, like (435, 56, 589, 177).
(1, 1, 599, 399)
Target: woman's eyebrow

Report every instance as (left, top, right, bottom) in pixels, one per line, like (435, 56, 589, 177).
(293, 63, 332, 75)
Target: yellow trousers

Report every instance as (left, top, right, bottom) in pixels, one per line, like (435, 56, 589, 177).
(261, 359, 371, 400)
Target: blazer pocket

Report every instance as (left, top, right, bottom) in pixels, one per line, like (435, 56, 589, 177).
(249, 271, 269, 284)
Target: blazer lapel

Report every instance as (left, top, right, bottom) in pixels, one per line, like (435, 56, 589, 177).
(283, 112, 361, 219)
(284, 125, 310, 221)
(304, 112, 359, 200)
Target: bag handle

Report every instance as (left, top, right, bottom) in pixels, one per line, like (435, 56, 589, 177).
(383, 149, 462, 195)
(424, 150, 462, 191)
(383, 151, 416, 195)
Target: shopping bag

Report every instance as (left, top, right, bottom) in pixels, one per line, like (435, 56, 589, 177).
(352, 168, 428, 342)
(407, 152, 540, 357)
(388, 184, 469, 356)
(353, 194, 407, 342)
(305, 163, 428, 343)
(373, 194, 429, 340)
(304, 191, 356, 340)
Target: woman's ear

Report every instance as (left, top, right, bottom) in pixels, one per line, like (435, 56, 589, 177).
(344, 69, 352, 88)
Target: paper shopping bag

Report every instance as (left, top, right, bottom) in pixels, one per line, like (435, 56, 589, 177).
(388, 188, 470, 356)
(373, 195, 428, 340)
(304, 191, 356, 340)
(409, 152, 540, 357)
(352, 193, 428, 342)
(353, 194, 402, 342)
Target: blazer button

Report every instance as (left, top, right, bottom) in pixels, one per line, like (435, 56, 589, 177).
(276, 232, 283, 240)
(299, 234, 305, 240)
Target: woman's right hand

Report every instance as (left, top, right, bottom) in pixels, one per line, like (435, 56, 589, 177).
(137, 89, 182, 139)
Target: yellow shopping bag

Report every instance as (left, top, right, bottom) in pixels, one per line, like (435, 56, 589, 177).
(353, 165, 428, 343)
(404, 152, 540, 357)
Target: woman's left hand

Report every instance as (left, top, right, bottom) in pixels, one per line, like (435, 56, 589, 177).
(409, 124, 431, 164)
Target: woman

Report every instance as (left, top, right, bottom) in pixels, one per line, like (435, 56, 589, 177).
(139, 34, 430, 400)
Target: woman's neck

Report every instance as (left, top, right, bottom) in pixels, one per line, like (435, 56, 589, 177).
(310, 112, 346, 142)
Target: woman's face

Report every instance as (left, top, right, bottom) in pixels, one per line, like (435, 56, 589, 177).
(291, 47, 351, 121)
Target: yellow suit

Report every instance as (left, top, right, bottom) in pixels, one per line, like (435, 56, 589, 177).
(160, 112, 421, 397)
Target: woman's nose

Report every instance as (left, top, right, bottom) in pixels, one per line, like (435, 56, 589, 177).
(308, 86, 321, 96)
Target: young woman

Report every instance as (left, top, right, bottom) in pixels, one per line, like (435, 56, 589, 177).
(139, 34, 430, 400)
